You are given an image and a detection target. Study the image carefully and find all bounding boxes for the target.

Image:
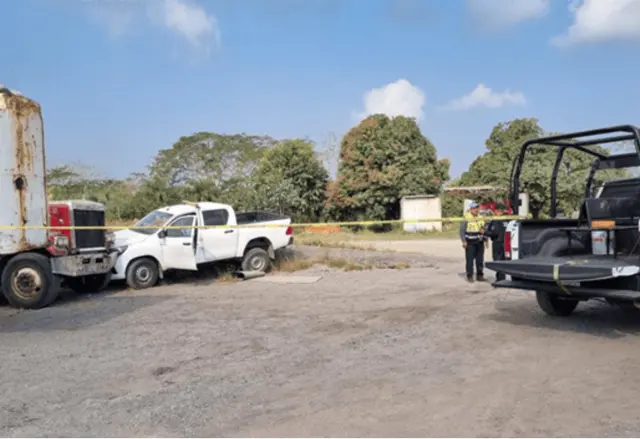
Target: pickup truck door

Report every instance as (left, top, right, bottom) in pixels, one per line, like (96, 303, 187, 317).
(160, 214, 198, 271)
(198, 208, 238, 261)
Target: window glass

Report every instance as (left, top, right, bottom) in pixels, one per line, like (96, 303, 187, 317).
(166, 215, 195, 238)
(202, 209, 229, 226)
(132, 210, 173, 235)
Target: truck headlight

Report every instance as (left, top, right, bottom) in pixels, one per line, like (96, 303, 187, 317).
(53, 235, 69, 248)
(105, 232, 116, 247)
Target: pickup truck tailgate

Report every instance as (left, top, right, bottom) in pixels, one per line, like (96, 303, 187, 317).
(486, 255, 640, 282)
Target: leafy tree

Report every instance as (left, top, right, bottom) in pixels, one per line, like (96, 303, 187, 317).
(250, 139, 328, 221)
(328, 114, 450, 222)
(148, 132, 276, 188)
(459, 118, 629, 218)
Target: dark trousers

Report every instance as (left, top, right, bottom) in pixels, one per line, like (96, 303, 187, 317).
(465, 240, 484, 278)
(492, 241, 505, 281)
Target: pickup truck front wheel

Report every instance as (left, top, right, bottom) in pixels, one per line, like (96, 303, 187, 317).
(241, 248, 271, 273)
(536, 291, 579, 317)
(126, 258, 159, 290)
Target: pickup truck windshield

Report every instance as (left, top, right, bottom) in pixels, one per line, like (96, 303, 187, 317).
(131, 210, 173, 235)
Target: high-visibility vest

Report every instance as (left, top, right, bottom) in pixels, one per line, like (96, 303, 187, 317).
(464, 212, 485, 241)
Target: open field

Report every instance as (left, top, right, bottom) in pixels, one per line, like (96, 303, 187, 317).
(2, 241, 640, 437)
(295, 226, 459, 249)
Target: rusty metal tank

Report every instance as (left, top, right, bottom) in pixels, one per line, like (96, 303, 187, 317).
(0, 86, 48, 254)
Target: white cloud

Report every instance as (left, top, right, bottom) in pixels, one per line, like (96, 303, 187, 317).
(442, 83, 526, 111)
(86, 0, 220, 55)
(551, 0, 640, 47)
(355, 79, 426, 122)
(159, 0, 220, 53)
(467, 0, 550, 29)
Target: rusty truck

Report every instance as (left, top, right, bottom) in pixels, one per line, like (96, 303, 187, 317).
(0, 86, 117, 309)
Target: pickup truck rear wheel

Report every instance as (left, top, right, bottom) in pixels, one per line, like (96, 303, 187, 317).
(241, 248, 271, 273)
(536, 291, 579, 317)
(66, 273, 111, 294)
(126, 258, 159, 290)
(1, 253, 58, 309)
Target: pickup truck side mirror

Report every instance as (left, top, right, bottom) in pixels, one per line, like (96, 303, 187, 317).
(158, 229, 168, 238)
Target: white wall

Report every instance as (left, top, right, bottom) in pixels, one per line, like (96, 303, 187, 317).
(401, 196, 442, 233)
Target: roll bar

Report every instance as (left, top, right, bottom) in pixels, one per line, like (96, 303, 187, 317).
(510, 125, 640, 217)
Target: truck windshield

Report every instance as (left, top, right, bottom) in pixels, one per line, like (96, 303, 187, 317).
(131, 210, 173, 235)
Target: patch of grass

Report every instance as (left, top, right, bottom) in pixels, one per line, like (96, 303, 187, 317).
(387, 261, 410, 270)
(323, 256, 371, 271)
(273, 250, 410, 273)
(215, 272, 238, 284)
(296, 236, 379, 251)
(274, 258, 316, 272)
(294, 225, 458, 247)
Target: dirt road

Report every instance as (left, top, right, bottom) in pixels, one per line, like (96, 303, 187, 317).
(355, 238, 499, 260)
(1, 244, 640, 437)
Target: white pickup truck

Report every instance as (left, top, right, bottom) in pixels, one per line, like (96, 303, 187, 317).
(111, 202, 293, 289)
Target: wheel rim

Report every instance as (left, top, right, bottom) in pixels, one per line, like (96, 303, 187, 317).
(135, 266, 152, 284)
(12, 267, 43, 300)
(250, 255, 266, 271)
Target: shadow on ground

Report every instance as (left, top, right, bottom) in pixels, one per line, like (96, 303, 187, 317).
(0, 293, 172, 333)
(485, 296, 640, 339)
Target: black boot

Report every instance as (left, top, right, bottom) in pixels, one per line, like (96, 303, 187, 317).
(466, 276, 474, 283)
(476, 274, 486, 282)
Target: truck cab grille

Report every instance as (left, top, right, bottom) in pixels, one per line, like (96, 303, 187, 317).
(73, 209, 106, 249)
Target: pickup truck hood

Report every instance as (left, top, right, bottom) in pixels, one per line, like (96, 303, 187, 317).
(113, 229, 151, 247)
(486, 256, 640, 282)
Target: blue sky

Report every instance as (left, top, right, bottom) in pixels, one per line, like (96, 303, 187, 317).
(3, 0, 640, 179)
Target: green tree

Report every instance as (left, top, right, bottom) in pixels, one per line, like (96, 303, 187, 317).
(459, 118, 629, 218)
(328, 114, 450, 222)
(146, 132, 276, 208)
(250, 139, 329, 221)
(149, 132, 276, 187)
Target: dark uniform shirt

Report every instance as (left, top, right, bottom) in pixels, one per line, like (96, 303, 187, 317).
(485, 219, 506, 243)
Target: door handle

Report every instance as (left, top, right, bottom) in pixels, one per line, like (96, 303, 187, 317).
(224, 230, 234, 234)
(182, 242, 191, 246)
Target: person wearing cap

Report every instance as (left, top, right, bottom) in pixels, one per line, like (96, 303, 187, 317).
(485, 202, 508, 281)
(459, 201, 486, 282)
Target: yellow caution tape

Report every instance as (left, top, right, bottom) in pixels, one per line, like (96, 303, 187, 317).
(0, 215, 523, 231)
(552, 263, 571, 295)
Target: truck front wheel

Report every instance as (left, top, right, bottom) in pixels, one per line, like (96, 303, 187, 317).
(536, 291, 579, 317)
(126, 258, 159, 290)
(1, 253, 58, 309)
(66, 273, 111, 294)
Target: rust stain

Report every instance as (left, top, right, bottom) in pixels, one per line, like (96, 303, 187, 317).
(4, 91, 42, 250)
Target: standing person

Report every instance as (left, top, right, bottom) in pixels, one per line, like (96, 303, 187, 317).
(459, 201, 486, 283)
(485, 202, 508, 281)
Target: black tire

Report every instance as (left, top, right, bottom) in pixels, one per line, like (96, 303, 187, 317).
(536, 290, 579, 317)
(126, 258, 159, 290)
(66, 273, 111, 294)
(241, 247, 271, 272)
(1, 253, 58, 309)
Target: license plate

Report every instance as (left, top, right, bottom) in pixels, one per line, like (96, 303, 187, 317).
(564, 281, 581, 287)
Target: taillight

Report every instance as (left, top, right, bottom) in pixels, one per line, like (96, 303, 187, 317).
(286, 226, 293, 235)
(504, 231, 512, 259)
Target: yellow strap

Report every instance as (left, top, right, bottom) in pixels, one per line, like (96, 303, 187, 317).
(552, 263, 571, 295)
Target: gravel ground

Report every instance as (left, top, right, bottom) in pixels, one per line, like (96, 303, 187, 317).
(1, 242, 640, 437)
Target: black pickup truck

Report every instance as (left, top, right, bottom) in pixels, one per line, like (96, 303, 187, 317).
(486, 125, 640, 317)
